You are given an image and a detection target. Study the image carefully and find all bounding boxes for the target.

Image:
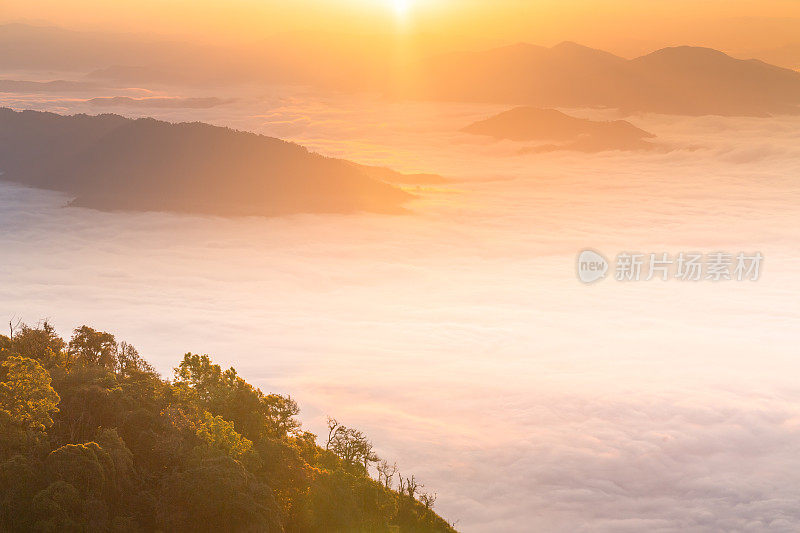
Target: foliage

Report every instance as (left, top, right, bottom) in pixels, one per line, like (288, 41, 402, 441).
(0, 322, 457, 532)
(0, 355, 60, 431)
(326, 418, 379, 472)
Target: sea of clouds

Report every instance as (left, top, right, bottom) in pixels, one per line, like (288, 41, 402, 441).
(1, 83, 800, 531)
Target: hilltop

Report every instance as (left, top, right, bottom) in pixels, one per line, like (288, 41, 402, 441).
(0, 108, 429, 217)
(462, 107, 656, 152)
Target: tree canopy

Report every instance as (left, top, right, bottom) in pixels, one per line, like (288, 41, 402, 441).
(0, 321, 456, 532)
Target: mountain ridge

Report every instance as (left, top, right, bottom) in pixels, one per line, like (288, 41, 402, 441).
(415, 42, 800, 116)
(2, 24, 798, 116)
(0, 108, 429, 217)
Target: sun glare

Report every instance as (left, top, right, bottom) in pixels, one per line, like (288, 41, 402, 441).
(393, 0, 410, 17)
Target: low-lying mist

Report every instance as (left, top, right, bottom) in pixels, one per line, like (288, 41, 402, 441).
(1, 85, 799, 531)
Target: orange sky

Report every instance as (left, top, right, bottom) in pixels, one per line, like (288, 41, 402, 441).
(3, 0, 800, 56)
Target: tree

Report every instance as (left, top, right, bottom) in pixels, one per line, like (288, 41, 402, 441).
(325, 417, 341, 450)
(329, 425, 378, 472)
(174, 353, 222, 404)
(45, 442, 113, 499)
(8, 320, 67, 369)
(195, 411, 258, 468)
(264, 393, 301, 438)
(377, 460, 398, 489)
(0, 454, 46, 530)
(0, 356, 60, 432)
(300, 469, 396, 532)
(419, 491, 437, 509)
(29, 480, 84, 531)
(95, 428, 137, 510)
(7, 316, 21, 340)
(0, 323, 457, 533)
(174, 354, 300, 442)
(157, 455, 282, 532)
(398, 473, 422, 499)
(116, 341, 155, 377)
(68, 326, 117, 370)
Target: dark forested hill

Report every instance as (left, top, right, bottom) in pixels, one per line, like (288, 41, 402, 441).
(0, 108, 423, 216)
(0, 321, 456, 532)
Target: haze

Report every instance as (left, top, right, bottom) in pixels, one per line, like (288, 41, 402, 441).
(4, 0, 800, 61)
(1, 1, 800, 531)
(3, 87, 800, 530)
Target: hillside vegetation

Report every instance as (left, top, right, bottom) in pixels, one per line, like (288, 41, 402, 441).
(0, 321, 456, 532)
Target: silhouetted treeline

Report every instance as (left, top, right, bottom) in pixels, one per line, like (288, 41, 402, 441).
(0, 321, 456, 532)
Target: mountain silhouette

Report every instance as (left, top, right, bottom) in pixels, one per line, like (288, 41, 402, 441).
(4, 24, 797, 116)
(87, 96, 231, 109)
(462, 107, 656, 152)
(750, 43, 800, 71)
(0, 23, 205, 72)
(0, 79, 97, 93)
(417, 42, 800, 116)
(0, 108, 421, 216)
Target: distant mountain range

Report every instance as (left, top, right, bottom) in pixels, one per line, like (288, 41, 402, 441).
(415, 42, 800, 116)
(0, 23, 210, 76)
(0, 108, 429, 216)
(462, 107, 656, 152)
(0, 24, 295, 85)
(0, 79, 97, 93)
(86, 96, 232, 109)
(2, 24, 799, 117)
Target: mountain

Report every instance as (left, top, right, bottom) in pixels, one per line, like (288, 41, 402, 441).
(626, 46, 800, 115)
(0, 321, 457, 532)
(417, 42, 628, 107)
(462, 107, 655, 152)
(86, 96, 231, 109)
(415, 42, 800, 116)
(0, 79, 98, 93)
(0, 24, 348, 87)
(0, 23, 206, 73)
(749, 43, 800, 71)
(5, 24, 796, 116)
(0, 108, 422, 216)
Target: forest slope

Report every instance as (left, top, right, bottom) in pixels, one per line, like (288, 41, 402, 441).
(0, 321, 456, 532)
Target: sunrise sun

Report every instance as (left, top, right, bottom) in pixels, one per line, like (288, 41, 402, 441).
(393, 0, 410, 16)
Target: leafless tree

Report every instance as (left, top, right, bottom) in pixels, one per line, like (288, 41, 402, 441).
(325, 417, 341, 450)
(402, 474, 422, 499)
(419, 491, 437, 509)
(377, 460, 398, 489)
(361, 440, 379, 471)
(8, 316, 21, 339)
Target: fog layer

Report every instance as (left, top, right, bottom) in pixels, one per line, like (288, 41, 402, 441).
(1, 88, 799, 531)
